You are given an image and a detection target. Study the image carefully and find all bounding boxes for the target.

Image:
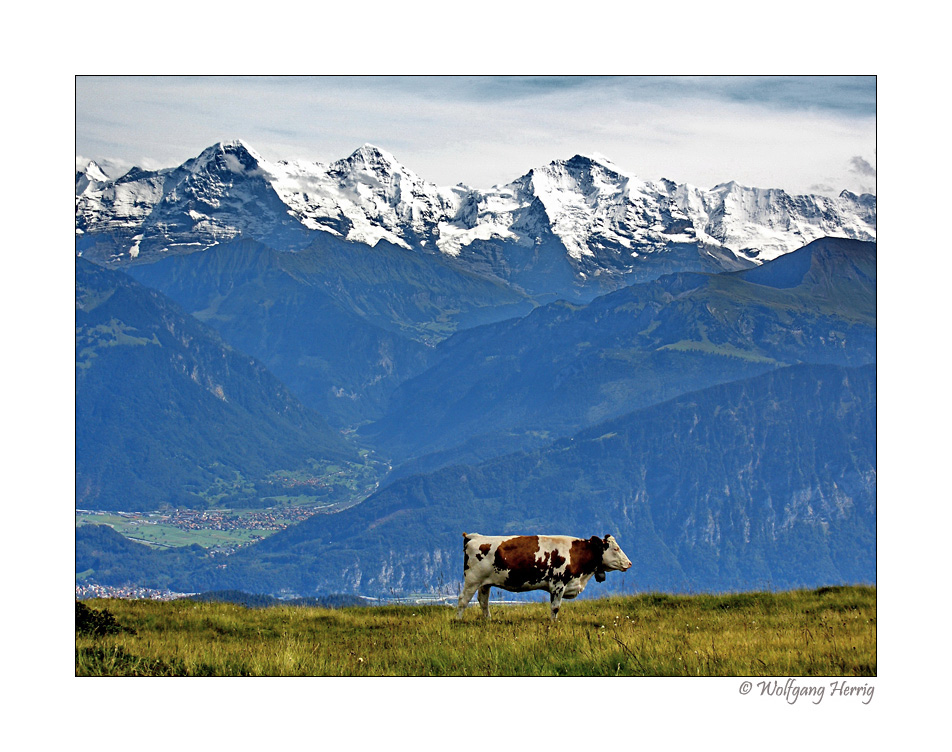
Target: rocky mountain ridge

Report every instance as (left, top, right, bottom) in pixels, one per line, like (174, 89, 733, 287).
(76, 140, 876, 296)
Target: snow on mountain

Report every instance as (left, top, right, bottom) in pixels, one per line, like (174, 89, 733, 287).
(453, 154, 875, 267)
(75, 157, 134, 194)
(509, 154, 698, 260)
(675, 180, 877, 262)
(267, 144, 462, 251)
(76, 140, 311, 261)
(76, 140, 876, 274)
(75, 160, 112, 194)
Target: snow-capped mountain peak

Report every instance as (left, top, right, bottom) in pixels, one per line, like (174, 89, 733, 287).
(503, 154, 690, 261)
(80, 159, 111, 182)
(264, 142, 461, 251)
(182, 139, 265, 176)
(75, 160, 112, 195)
(338, 143, 400, 173)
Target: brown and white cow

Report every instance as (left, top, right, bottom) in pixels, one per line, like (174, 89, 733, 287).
(457, 533, 632, 621)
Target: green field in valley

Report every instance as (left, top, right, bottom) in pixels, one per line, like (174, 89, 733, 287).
(76, 511, 260, 549)
(74, 508, 314, 550)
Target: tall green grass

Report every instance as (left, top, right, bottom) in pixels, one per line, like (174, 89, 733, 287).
(76, 585, 875, 677)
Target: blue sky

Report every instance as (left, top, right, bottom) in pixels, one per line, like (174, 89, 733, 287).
(76, 75, 876, 196)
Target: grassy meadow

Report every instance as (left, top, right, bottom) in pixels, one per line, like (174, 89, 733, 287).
(76, 585, 875, 677)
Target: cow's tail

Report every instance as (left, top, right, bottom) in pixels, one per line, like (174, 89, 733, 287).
(462, 533, 472, 572)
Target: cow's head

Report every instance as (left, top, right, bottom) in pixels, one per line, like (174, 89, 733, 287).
(597, 534, 632, 573)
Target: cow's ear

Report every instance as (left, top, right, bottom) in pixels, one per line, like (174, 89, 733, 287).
(592, 535, 608, 551)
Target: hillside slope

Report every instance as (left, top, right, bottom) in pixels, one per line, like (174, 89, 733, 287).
(76, 258, 357, 510)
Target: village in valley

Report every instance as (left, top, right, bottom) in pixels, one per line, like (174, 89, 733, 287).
(75, 582, 197, 601)
(75, 505, 332, 601)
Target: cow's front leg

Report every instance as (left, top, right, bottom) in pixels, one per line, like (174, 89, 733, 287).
(549, 585, 565, 621)
(457, 581, 480, 620)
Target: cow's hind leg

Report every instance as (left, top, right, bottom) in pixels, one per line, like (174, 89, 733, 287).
(549, 586, 565, 621)
(457, 581, 480, 620)
(477, 584, 492, 620)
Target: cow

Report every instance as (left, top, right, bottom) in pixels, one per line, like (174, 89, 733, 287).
(457, 532, 633, 621)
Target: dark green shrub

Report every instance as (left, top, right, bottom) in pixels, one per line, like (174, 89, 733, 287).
(76, 601, 135, 636)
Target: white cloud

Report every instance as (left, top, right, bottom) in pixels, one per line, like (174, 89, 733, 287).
(76, 76, 876, 197)
(849, 155, 877, 177)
